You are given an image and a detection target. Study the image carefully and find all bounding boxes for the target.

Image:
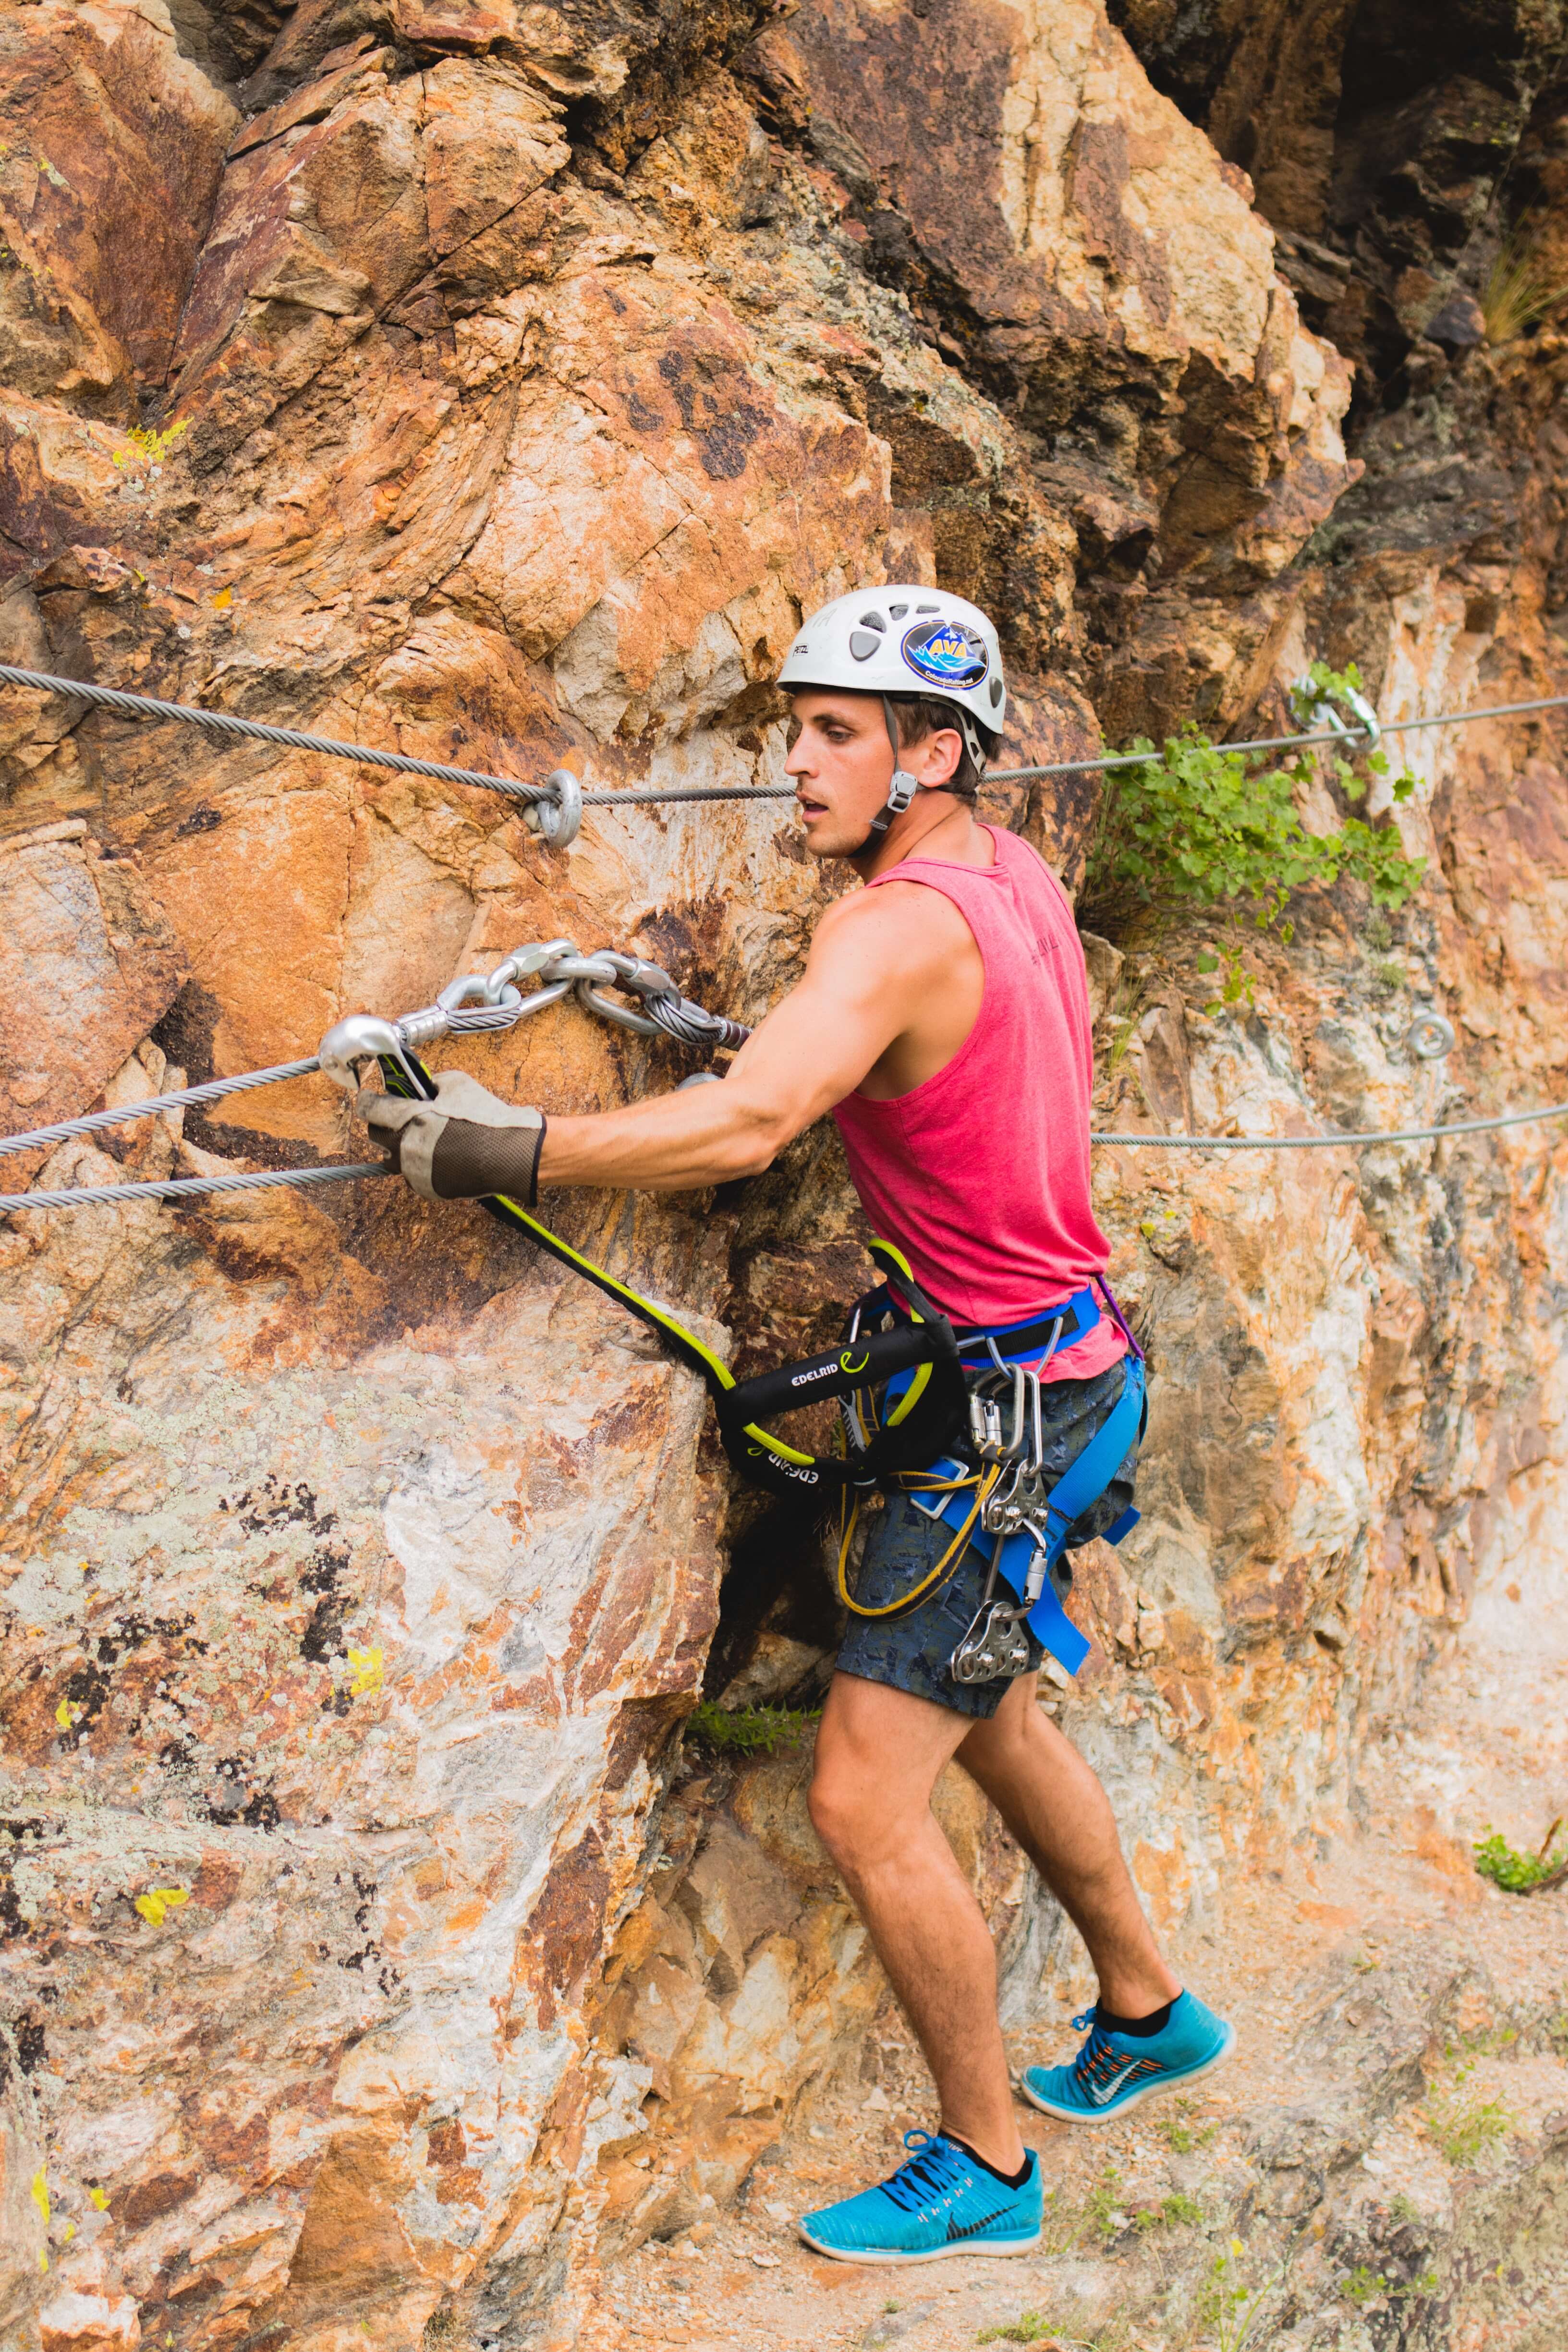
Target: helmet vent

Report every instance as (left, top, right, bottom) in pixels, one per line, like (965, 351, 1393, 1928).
(849, 630, 882, 660)
(857, 611, 886, 631)
(887, 603, 908, 618)
(989, 678, 1003, 706)
(916, 601, 939, 613)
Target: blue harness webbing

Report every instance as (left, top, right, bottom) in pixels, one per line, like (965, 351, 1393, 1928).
(912, 1355, 1148, 1676)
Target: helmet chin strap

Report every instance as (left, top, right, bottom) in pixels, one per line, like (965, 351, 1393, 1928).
(850, 699, 988, 855)
(855, 697, 923, 850)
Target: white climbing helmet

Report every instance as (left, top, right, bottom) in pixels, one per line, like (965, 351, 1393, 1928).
(778, 584, 1007, 770)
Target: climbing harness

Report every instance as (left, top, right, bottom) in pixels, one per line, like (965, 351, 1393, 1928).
(830, 1281, 1149, 1678)
(931, 1350, 1147, 1683)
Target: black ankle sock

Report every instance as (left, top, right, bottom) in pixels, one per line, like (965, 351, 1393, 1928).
(1094, 1996, 1177, 2038)
(946, 2135, 1032, 2191)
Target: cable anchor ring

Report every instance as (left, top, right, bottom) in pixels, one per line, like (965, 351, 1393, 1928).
(523, 768, 583, 848)
(1406, 1011, 1456, 1060)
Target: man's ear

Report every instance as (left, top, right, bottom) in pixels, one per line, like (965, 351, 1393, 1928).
(914, 727, 963, 788)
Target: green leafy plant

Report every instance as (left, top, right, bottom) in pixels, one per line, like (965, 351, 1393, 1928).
(1080, 664, 1424, 1007)
(1160, 2191, 1204, 2228)
(1342, 2262, 1439, 2307)
(1157, 2098, 1217, 2154)
(1194, 2241, 1288, 2352)
(1080, 2162, 1127, 2246)
(1482, 218, 1568, 345)
(1473, 1821, 1568, 1894)
(683, 1700, 819, 1756)
(1133, 2190, 1203, 2232)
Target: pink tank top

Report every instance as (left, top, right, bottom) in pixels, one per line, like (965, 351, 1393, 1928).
(832, 825, 1125, 1382)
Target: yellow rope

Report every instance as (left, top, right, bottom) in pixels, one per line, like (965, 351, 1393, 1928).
(835, 1464, 998, 1619)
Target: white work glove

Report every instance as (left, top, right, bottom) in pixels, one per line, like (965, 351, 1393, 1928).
(355, 1069, 546, 1205)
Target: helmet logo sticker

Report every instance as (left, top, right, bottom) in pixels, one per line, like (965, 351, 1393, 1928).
(902, 618, 989, 689)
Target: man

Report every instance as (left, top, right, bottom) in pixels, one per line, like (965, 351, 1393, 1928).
(359, 587, 1233, 2266)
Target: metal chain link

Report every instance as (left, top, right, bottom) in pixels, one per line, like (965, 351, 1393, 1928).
(0, 939, 750, 1212)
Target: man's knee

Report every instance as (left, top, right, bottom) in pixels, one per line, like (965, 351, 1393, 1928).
(806, 1764, 858, 1863)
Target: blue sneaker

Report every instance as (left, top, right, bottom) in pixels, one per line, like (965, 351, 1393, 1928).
(1021, 1990, 1234, 2124)
(798, 2129, 1043, 2264)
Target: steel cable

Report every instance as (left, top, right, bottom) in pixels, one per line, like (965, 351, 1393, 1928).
(1091, 1101, 1568, 1149)
(7, 1096, 1567, 1217)
(0, 1057, 324, 1160)
(6, 658, 1567, 810)
(0, 1162, 392, 1213)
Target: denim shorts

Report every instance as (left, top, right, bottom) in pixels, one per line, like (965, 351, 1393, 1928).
(834, 1358, 1142, 1721)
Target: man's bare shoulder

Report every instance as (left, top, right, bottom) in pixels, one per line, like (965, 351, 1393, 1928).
(814, 876, 976, 954)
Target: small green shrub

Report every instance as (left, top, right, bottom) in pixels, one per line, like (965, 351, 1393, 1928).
(1081, 2162, 1126, 2245)
(1132, 2190, 1203, 2232)
(1160, 2191, 1204, 2228)
(1473, 1825, 1568, 1893)
(1426, 2075, 1511, 2167)
(976, 2316, 1060, 2346)
(1157, 2098, 1216, 2154)
(1079, 662, 1424, 1005)
(683, 1700, 819, 1755)
(1342, 2262, 1438, 2307)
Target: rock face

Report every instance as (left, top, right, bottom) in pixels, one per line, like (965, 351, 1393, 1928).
(0, 1, 1565, 2348)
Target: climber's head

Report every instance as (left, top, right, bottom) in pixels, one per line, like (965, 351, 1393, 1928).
(777, 586, 1005, 857)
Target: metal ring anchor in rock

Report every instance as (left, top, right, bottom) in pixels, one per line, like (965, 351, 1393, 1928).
(1406, 1011, 1455, 1060)
(522, 768, 583, 848)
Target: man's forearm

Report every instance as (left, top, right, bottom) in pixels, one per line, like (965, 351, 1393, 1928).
(538, 1079, 791, 1191)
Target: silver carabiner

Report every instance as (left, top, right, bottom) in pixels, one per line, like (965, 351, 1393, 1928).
(436, 972, 523, 1015)
(317, 1013, 421, 1095)
(595, 951, 680, 1003)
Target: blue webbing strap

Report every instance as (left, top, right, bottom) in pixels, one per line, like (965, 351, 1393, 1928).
(911, 1357, 1147, 1676)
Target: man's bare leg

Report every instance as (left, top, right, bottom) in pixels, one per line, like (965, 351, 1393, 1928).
(809, 1670, 1027, 2175)
(809, 1669, 1181, 2179)
(956, 1674, 1180, 2019)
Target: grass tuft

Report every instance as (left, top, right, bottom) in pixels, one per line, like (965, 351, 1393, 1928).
(1482, 219, 1568, 344)
(683, 1699, 820, 1756)
(1425, 2073, 1511, 2168)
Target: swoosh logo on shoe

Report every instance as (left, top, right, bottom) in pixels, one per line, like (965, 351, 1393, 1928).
(1086, 2060, 1146, 2106)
